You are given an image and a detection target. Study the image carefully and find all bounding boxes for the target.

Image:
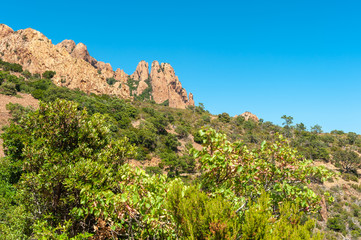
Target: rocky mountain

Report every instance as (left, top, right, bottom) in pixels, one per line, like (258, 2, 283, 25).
(0, 24, 194, 109)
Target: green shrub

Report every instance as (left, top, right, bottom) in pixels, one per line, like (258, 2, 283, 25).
(341, 173, 359, 182)
(333, 150, 361, 174)
(218, 112, 231, 123)
(166, 182, 240, 239)
(0, 59, 23, 72)
(42, 70, 56, 79)
(327, 217, 346, 232)
(175, 125, 189, 139)
(106, 77, 118, 86)
(21, 70, 32, 79)
(160, 99, 169, 106)
(0, 82, 17, 95)
(145, 166, 162, 175)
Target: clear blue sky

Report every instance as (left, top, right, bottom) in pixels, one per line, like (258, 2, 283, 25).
(2, 1, 361, 133)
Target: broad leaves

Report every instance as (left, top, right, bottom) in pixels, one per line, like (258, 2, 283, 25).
(192, 128, 333, 212)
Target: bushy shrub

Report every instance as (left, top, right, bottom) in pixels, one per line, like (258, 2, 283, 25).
(42, 70, 56, 79)
(106, 77, 117, 86)
(166, 182, 240, 239)
(0, 81, 17, 95)
(175, 125, 189, 139)
(327, 217, 346, 232)
(333, 150, 361, 174)
(218, 112, 231, 123)
(0, 59, 23, 72)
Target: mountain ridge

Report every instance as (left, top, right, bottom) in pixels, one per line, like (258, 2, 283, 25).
(0, 24, 194, 109)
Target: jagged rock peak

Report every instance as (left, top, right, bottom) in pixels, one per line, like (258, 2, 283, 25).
(72, 43, 97, 67)
(131, 60, 149, 81)
(188, 93, 195, 106)
(57, 40, 97, 67)
(0, 25, 195, 109)
(114, 68, 128, 82)
(240, 111, 259, 122)
(150, 60, 194, 109)
(0, 24, 14, 39)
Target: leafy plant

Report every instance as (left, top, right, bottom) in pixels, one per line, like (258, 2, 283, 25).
(192, 128, 334, 213)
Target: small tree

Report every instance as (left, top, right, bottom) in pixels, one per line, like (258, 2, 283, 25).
(332, 150, 361, 174)
(218, 112, 231, 123)
(311, 124, 323, 134)
(281, 115, 293, 127)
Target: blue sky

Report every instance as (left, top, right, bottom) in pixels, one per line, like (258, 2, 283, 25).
(2, 0, 361, 133)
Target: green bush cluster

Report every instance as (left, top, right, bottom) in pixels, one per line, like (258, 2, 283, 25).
(0, 59, 23, 72)
(0, 100, 327, 239)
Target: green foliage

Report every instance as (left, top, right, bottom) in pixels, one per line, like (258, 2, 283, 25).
(281, 115, 294, 127)
(145, 166, 163, 175)
(0, 81, 17, 95)
(0, 59, 23, 72)
(311, 124, 323, 134)
(6, 103, 34, 123)
(242, 193, 323, 240)
(106, 77, 118, 86)
(126, 77, 139, 96)
(0, 65, 359, 238)
(218, 112, 231, 123)
(21, 70, 32, 79)
(160, 99, 169, 106)
(175, 125, 189, 139)
(2, 100, 139, 237)
(192, 128, 334, 213)
(327, 217, 346, 232)
(332, 150, 361, 174)
(42, 70, 56, 79)
(166, 181, 241, 239)
(0, 180, 30, 239)
(135, 78, 153, 101)
(193, 130, 203, 144)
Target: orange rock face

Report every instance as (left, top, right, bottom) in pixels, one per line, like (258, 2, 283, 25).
(0, 24, 194, 109)
(150, 61, 193, 108)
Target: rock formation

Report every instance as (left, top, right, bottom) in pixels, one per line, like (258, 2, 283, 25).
(0, 24, 14, 39)
(57, 40, 98, 67)
(114, 68, 128, 83)
(130, 61, 150, 95)
(149, 61, 193, 108)
(240, 111, 259, 122)
(0, 24, 194, 109)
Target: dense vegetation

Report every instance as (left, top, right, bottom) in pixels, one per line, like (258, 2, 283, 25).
(0, 63, 360, 239)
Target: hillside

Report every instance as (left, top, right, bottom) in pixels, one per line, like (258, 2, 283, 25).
(0, 41, 360, 239)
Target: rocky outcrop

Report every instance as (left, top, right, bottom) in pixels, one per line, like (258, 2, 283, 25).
(96, 61, 114, 79)
(0, 26, 129, 98)
(0, 24, 194, 109)
(130, 61, 149, 95)
(56, 39, 75, 54)
(0, 24, 14, 39)
(131, 60, 149, 81)
(240, 111, 259, 122)
(114, 68, 128, 83)
(57, 40, 98, 67)
(150, 61, 193, 108)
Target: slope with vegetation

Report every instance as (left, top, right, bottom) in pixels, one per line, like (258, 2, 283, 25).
(0, 61, 360, 239)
